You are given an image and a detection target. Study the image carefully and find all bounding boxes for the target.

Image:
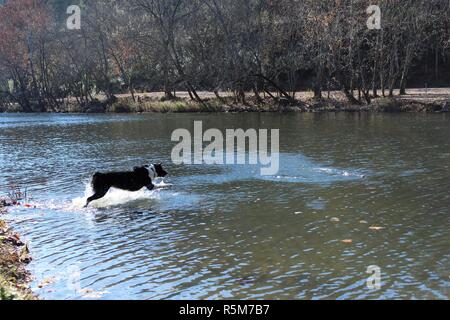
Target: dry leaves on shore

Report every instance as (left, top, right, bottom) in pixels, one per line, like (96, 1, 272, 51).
(1, 232, 24, 246)
(0, 220, 8, 232)
(19, 243, 32, 263)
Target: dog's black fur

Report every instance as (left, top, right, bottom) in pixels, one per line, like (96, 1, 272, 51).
(85, 164, 168, 207)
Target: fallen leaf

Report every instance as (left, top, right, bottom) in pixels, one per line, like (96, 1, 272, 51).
(341, 239, 353, 244)
(369, 226, 384, 231)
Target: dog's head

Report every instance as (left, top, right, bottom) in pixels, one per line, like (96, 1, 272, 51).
(145, 163, 168, 179)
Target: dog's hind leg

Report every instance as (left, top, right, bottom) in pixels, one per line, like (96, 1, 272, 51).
(85, 187, 109, 208)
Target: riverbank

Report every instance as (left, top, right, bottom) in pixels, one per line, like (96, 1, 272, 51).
(107, 88, 450, 114)
(0, 206, 35, 300)
(108, 97, 449, 114)
(1, 89, 449, 114)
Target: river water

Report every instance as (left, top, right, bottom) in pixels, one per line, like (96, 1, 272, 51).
(0, 113, 449, 300)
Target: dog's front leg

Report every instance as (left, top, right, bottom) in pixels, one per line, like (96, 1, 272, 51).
(146, 183, 155, 191)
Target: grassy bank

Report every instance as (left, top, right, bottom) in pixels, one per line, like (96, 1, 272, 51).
(0, 211, 35, 300)
(1, 89, 449, 114)
(106, 95, 450, 114)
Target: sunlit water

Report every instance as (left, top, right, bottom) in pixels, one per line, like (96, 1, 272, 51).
(0, 113, 449, 300)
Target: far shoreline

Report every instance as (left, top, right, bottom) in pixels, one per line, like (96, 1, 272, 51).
(1, 88, 449, 114)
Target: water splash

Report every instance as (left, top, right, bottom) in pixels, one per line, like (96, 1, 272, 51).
(180, 153, 368, 186)
(71, 180, 172, 209)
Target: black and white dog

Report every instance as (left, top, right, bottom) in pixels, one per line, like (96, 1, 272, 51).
(85, 164, 168, 207)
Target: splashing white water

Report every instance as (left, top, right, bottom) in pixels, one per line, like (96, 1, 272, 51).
(71, 180, 172, 209)
(316, 167, 365, 179)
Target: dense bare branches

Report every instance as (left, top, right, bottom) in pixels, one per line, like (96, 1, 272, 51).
(0, 0, 449, 111)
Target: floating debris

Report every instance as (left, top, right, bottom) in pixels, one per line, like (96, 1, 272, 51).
(341, 239, 353, 244)
(79, 288, 109, 299)
(38, 277, 56, 289)
(369, 226, 384, 231)
(359, 220, 368, 224)
(1, 186, 33, 208)
(7, 186, 28, 203)
(330, 217, 340, 223)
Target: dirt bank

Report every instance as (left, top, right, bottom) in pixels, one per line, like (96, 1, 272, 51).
(0, 205, 36, 300)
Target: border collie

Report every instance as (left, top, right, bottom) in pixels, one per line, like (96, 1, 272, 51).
(85, 164, 168, 207)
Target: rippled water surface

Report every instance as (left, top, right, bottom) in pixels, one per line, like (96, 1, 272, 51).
(1, 113, 449, 300)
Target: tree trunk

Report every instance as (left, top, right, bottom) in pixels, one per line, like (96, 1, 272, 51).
(253, 83, 263, 104)
(129, 81, 136, 102)
(342, 87, 362, 105)
(389, 88, 394, 97)
(313, 64, 324, 100)
(251, 74, 294, 102)
(163, 60, 174, 100)
(313, 86, 322, 99)
(236, 90, 246, 105)
(399, 85, 406, 95)
(264, 89, 277, 100)
(435, 46, 439, 80)
(372, 34, 379, 98)
(213, 90, 225, 103)
(186, 87, 195, 101)
(399, 46, 413, 96)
